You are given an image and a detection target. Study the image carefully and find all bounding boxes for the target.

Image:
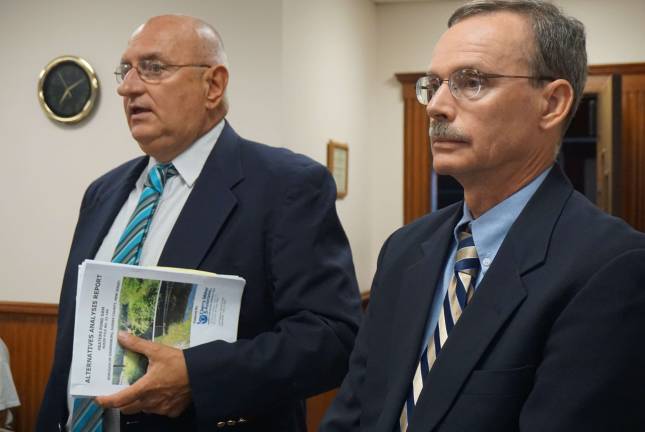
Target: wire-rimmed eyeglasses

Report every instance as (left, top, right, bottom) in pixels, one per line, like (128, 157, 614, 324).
(114, 59, 213, 84)
(415, 68, 555, 104)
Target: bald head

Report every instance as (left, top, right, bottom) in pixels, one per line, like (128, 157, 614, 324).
(131, 15, 228, 67)
(118, 14, 230, 162)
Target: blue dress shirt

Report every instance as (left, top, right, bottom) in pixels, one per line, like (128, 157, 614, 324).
(419, 167, 552, 355)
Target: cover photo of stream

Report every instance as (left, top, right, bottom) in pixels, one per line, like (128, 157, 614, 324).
(112, 277, 197, 384)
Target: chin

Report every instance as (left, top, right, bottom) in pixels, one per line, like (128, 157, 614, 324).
(432, 155, 466, 176)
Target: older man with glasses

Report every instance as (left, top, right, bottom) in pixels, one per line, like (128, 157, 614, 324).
(37, 14, 361, 432)
(321, 1, 645, 431)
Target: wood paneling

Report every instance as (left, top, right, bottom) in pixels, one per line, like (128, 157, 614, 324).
(0, 302, 58, 432)
(621, 74, 645, 232)
(397, 73, 432, 224)
(589, 63, 645, 76)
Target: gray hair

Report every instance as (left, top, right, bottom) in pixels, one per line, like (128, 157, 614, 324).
(449, 0, 587, 132)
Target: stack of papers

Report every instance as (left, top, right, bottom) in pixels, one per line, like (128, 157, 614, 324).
(70, 260, 245, 396)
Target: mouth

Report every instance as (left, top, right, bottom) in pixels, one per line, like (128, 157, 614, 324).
(128, 105, 153, 120)
(431, 137, 469, 146)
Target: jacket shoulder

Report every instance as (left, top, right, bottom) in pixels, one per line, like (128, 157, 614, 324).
(82, 156, 146, 208)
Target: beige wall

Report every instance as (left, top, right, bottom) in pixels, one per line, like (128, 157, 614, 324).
(282, 0, 376, 292)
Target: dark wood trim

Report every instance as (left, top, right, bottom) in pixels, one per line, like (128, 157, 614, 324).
(395, 72, 424, 84)
(0, 301, 58, 315)
(589, 63, 645, 76)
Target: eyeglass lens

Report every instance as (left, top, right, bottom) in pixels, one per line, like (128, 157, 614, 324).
(416, 69, 483, 104)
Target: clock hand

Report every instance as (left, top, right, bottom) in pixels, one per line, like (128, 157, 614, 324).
(67, 78, 85, 92)
(58, 78, 85, 105)
(59, 88, 72, 105)
(57, 71, 69, 89)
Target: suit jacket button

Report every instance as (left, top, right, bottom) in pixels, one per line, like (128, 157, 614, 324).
(217, 421, 226, 428)
(227, 419, 237, 426)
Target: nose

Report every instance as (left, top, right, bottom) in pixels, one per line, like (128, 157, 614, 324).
(117, 67, 145, 97)
(425, 81, 455, 122)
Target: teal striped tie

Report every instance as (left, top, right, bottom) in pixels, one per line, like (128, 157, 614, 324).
(71, 163, 177, 432)
(111, 163, 178, 264)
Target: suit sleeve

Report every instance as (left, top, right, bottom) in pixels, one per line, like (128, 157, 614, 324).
(183, 162, 362, 428)
(319, 235, 393, 431)
(519, 249, 645, 431)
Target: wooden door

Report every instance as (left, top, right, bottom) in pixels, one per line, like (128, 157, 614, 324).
(584, 74, 621, 214)
(621, 74, 645, 231)
(396, 73, 431, 225)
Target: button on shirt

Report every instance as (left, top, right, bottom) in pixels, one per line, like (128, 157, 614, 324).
(65, 119, 225, 431)
(419, 167, 552, 355)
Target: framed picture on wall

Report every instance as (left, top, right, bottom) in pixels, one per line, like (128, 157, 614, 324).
(327, 140, 349, 199)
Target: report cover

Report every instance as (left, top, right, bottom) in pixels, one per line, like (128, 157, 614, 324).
(70, 260, 245, 396)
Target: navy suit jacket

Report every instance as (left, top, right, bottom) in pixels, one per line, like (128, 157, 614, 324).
(321, 166, 645, 431)
(37, 122, 362, 431)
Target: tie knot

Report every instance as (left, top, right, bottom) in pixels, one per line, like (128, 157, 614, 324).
(145, 163, 178, 193)
(455, 223, 479, 274)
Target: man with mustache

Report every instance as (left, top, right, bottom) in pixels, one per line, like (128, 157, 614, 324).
(37, 14, 361, 432)
(321, 1, 645, 431)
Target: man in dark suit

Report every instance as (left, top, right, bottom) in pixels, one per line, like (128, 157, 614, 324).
(321, 1, 645, 431)
(37, 15, 361, 431)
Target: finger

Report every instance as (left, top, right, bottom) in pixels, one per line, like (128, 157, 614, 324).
(96, 376, 149, 408)
(119, 400, 145, 415)
(118, 331, 157, 357)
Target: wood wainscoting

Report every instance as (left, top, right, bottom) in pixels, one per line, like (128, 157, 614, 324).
(0, 292, 371, 432)
(0, 301, 58, 432)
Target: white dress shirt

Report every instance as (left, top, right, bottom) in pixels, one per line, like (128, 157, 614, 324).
(66, 119, 224, 431)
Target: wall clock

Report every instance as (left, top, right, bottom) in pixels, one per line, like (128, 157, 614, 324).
(38, 56, 99, 124)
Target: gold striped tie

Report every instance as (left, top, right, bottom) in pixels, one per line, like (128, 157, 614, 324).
(399, 224, 480, 431)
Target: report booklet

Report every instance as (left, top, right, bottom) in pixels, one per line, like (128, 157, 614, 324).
(70, 259, 245, 397)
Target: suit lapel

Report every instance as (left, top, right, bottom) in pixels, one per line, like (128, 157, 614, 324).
(409, 166, 574, 431)
(408, 240, 527, 431)
(73, 158, 147, 263)
(158, 122, 244, 269)
(377, 207, 462, 430)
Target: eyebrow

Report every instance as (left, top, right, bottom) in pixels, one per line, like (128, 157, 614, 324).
(426, 65, 483, 76)
(120, 52, 167, 64)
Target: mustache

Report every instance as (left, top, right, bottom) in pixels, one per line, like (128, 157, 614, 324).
(429, 121, 470, 142)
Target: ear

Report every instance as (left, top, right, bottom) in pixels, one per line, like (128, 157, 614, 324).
(203, 65, 229, 110)
(539, 79, 574, 132)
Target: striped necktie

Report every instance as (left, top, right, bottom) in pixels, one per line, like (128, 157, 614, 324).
(71, 163, 177, 432)
(111, 163, 178, 264)
(399, 223, 480, 431)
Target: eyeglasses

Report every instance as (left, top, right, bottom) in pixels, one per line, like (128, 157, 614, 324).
(114, 59, 212, 84)
(415, 68, 555, 104)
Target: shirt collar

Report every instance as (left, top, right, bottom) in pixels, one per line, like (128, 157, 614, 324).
(454, 166, 553, 264)
(146, 119, 225, 188)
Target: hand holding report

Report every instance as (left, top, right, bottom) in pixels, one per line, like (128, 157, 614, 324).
(70, 260, 245, 397)
(96, 331, 192, 417)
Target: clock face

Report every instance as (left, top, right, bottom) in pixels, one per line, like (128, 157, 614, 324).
(38, 56, 98, 123)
